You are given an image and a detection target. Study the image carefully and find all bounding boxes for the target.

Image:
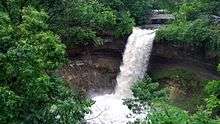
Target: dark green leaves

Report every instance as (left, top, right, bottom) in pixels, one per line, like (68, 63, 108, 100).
(132, 76, 168, 104)
(0, 5, 91, 124)
(0, 86, 22, 123)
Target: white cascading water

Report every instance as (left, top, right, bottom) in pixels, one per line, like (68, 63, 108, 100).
(85, 28, 156, 124)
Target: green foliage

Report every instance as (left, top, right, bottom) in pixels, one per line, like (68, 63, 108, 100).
(156, 19, 220, 51)
(128, 74, 219, 123)
(0, 11, 14, 53)
(152, 0, 184, 12)
(0, 6, 91, 124)
(204, 80, 220, 118)
(57, 27, 103, 47)
(19, 76, 92, 124)
(151, 68, 200, 92)
(217, 64, 220, 72)
(148, 103, 220, 124)
(191, 110, 220, 124)
(156, 0, 220, 52)
(30, 0, 135, 46)
(100, 0, 153, 25)
(51, 0, 117, 46)
(123, 76, 168, 121)
(132, 76, 168, 104)
(0, 87, 22, 123)
(10, 0, 160, 46)
(172, 0, 220, 21)
(114, 11, 135, 37)
(124, 0, 153, 25)
(148, 103, 191, 124)
(205, 80, 220, 96)
(177, 0, 210, 21)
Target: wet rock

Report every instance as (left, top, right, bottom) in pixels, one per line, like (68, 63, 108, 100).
(58, 53, 121, 94)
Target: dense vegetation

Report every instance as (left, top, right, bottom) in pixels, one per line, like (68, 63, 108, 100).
(129, 76, 220, 123)
(0, 2, 92, 123)
(156, 0, 220, 53)
(0, 0, 220, 123)
(128, 0, 220, 123)
(0, 0, 154, 123)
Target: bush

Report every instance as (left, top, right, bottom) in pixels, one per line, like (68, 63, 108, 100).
(33, 0, 135, 46)
(177, 0, 210, 21)
(100, 0, 153, 25)
(148, 103, 191, 124)
(0, 87, 22, 123)
(58, 27, 103, 47)
(156, 0, 220, 53)
(156, 19, 220, 51)
(114, 11, 135, 37)
(204, 80, 220, 118)
(205, 80, 220, 96)
(124, 0, 153, 25)
(191, 110, 220, 124)
(128, 75, 220, 123)
(132, 76, 168, 104)
(148, 103, 220, 124)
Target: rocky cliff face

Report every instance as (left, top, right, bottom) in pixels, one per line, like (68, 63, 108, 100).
(58, 38, 126, 94)
(151, 42, 219, 65)
(59, 39, 220, 94)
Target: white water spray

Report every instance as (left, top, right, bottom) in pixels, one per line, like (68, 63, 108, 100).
(86, 28, 156, 124)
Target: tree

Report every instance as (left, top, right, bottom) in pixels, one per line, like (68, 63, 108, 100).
(25, 0, 135, 47)
(156, 0, 220, 53)
(0, 5, 91, 124)
(100, 0, 153, 25)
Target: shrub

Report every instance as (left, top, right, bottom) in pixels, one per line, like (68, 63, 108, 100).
(191, 110, 220, 124)
(177, 0, 210, 21)
(204, 80, 220, 118)
(36, 0, 134, 46)
(99, 0, 153, 25)
(114, 11, 135, 37)
(205, 80, 220, 96)
(132, 76, 168, 104)
(148, 103, 220, 124)
(128, 75, 220, 123)
(156, 19, 220, 51)
(148, 103, 191, 124)
(0, 87, 22, 123)
(156, 0, 220, 52)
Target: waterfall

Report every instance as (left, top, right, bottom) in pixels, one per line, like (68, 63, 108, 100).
(85, 28, 156, 124)
(115, 28, 156, 98)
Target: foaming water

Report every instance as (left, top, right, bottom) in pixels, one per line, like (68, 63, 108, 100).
(115, 28, 156, 98)
(85, 28, 156, 124)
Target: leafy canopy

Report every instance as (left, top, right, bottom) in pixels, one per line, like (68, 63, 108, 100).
(0, 4, 91, 124)
(156, 0, 220, 52)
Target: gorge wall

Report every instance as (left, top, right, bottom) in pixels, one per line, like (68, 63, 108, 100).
(59, 38, 220, 93)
